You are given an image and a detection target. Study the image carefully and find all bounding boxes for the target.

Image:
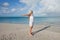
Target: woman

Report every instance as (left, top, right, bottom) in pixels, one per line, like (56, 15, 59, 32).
(22, 10, 34, 36)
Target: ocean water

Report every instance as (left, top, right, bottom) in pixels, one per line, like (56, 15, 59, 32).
(0, 17, 60, 24)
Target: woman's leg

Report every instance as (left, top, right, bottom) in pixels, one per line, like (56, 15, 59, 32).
(29, 26, 33, 36)
(30, 26, 33, 34)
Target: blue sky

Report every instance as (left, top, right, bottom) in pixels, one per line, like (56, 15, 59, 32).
(0, 0, 60, 17)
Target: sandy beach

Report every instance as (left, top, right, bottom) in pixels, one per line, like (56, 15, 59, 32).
(0, 23, 60, 40)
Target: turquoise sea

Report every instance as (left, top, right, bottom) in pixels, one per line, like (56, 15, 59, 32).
(0, 17, 60, 24)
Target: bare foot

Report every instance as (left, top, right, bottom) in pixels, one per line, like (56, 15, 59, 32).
(29, 33, 33, 36)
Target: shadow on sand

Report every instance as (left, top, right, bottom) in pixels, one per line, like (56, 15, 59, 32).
(32, 25, 51, 35)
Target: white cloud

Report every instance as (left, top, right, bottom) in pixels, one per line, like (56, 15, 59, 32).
(11, 8, 16, 12)
(0, 7, 10, 13)
(19, 0, 60, 16)
(0, 7, 17, 14)
(2, 10, 10, 13)
(0, 0, 60, 16)
(20, 7, 27, 11)
(2, 2, 9, 7)
(20, 0, 38, 6)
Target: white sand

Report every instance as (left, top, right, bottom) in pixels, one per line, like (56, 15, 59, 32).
(0, 23, 60, 40)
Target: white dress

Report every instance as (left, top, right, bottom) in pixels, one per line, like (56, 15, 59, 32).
(29, 14, 34, 27)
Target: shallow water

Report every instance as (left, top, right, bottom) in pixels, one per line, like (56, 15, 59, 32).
(0, 17, 60, 24)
